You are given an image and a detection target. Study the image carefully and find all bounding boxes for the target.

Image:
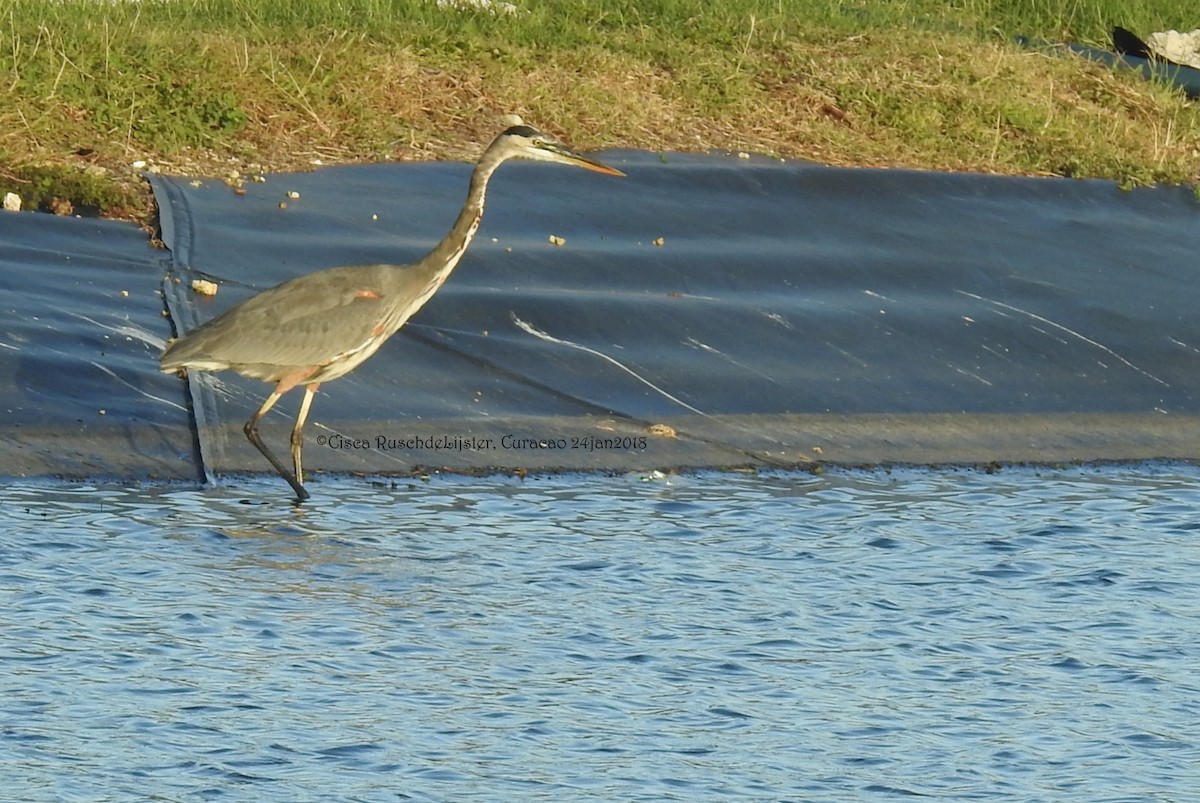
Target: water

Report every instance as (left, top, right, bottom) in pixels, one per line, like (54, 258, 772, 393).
(2, 466, 1199, 801)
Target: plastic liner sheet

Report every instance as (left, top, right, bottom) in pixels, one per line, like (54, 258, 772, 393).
(149, 153, 1200, 479)
(0, 212, 193, 479)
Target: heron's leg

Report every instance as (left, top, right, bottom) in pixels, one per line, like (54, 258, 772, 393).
(244, 390, 310, 502)
(291, 383, 319, 486)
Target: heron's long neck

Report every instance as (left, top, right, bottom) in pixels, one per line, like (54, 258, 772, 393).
(416, 150, 505, 284)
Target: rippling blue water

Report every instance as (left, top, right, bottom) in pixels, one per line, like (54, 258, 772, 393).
(3, 466, 1199, 801)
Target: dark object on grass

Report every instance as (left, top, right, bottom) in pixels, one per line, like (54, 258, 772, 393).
(1112, 26, 1154, 61)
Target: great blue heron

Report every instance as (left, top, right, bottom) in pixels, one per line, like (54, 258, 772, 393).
(160, 124, 624, 500)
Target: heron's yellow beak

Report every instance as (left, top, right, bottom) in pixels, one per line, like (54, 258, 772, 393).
(572, 156, 625, 177)
(553, 146, 625, 177)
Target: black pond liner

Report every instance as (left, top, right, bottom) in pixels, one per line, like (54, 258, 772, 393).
(0, 213, 192, 479)
(2, 151, 1199, 482)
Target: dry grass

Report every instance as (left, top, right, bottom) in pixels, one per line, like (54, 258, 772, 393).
(1, 1, 1197, 221)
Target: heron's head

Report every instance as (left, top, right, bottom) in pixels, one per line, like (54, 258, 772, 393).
(493, 125, 625, 176)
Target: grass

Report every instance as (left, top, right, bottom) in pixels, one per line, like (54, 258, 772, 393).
(0, 0, 1197, 221)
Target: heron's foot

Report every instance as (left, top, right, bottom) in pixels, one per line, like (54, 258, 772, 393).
(284, 471, 310, 502)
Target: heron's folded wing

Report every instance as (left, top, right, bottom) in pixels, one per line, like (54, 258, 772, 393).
(165, 264, 400, 370)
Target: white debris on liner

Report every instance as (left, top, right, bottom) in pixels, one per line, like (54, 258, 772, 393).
(435, 0, 520, 15)
(1147, 29, 1200, 69)
(191, 279, 219, 297)
(3, 192, 20, 212)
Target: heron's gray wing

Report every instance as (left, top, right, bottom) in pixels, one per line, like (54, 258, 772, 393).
(163, 264, 405, 370)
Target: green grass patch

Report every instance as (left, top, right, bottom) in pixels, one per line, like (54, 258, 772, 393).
(1, 0, 1197, 220)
